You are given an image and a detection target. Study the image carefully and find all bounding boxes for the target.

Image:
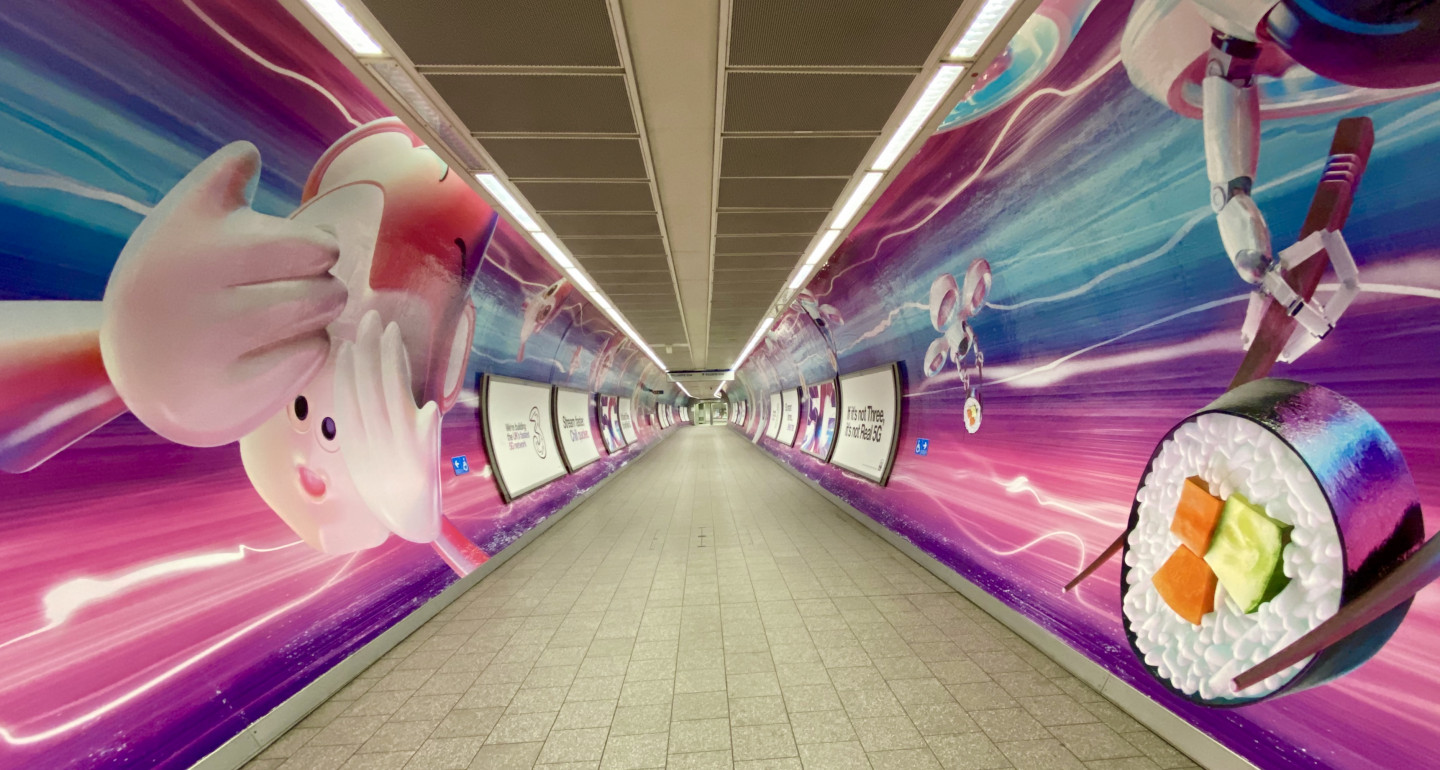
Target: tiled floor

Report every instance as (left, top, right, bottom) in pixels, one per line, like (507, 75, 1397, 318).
(242, 427, 1197, 770)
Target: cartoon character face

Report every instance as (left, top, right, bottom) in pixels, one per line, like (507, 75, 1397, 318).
(232, 119, 493, 554)
(239, 354, 390, 553)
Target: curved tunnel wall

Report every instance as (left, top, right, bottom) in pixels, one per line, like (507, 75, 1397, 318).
(0, 2, 683, 767)
(731, 0, 1440, 766)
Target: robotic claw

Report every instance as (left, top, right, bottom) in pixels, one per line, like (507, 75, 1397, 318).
(1198, 31, 1362, 366)
(924, 258, 991, 433)
(1064, 0, 1440, 697)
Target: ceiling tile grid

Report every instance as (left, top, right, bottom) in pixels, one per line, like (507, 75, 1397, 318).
(707, 0, 970, 367)
(356, 0, 976, 375)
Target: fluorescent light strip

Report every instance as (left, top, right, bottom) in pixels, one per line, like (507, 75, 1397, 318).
(788, 263, 815, 290)
(677, 383, 695, 399)
(951, 0, 1022, 59)
(525, 233, 573, 270)
(730, 316, 774, 372)
(475, 173, 540, 233)
(567, 268, 595, 293)
(712, 384, 724, 398)
(804, 229, 841, 266)
(872, 66, 964, 171)
(302, 3, 672, 376)
(302, 0, 383, 55)
(830, 171, 884, 232)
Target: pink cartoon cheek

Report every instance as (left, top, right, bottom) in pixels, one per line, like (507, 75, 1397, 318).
(297, 465, 328, 501)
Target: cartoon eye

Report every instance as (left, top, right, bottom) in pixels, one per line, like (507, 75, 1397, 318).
(289, 395, 310, 431)
(317, 416, 340, 452)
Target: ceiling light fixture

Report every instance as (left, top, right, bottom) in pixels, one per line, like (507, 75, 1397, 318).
(951, 0, 1023, 59)
(566, 268, 595, 294)
(872, 65, 964, 171)
(803, 229, 842, 267)
(829, 171, 884, 232)
(712, 383, 725, 398)
(475, 173, 540, 232)
(301, 0, 383, 55)
(788, 264, 815, 291)
(729, 316, 774, 372)
(294, 0, 671, 376)
(676, 383, 695, 399)
(530, 233, 575, 270)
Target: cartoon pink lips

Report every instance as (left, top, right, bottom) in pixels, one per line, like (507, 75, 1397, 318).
(297, 464, 328, 501)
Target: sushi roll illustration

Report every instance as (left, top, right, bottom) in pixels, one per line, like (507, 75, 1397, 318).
(1121, 379, 1423, 705)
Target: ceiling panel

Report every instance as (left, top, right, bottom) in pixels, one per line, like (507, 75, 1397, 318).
(590, 271, 673, 285)
(366, 0, 619, 67)
(713, 268, 791, 283)
(566, 237, 667, 256)
(518, 181, 655, 212)
(547, 213, 661, 237)
(429, 74, 636, 134)
(724, 72, 913, 133)
(714, 234, 812, 256)
(718, 177, 847, 209)
(716, 210, 828, 235)
(713, 254, 801, 270)
(729, 0, 962, 67)
(720, 136, 876, 178)
(580, 255, 671, 271)
(483, 138, 647, 179)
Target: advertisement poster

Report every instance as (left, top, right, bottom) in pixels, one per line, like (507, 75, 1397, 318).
(776, 388, 800, 446)
(658, 404, 670, 429)
(552, 387, 601, 472)
(723, 0, 1440, 764)
(481, 376, 568, 501)
(0, 2, 694, 767)
(617, 396, 636, 445)
(764, 392, 783, 440)
(830, 364, 902, 485)
(799, 380, 839, 460)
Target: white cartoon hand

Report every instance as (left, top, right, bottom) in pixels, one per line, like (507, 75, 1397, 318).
(100, 142, 346, 446)
(334, 311, 443, 544)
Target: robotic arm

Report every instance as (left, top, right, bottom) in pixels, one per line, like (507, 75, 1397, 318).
(1203, 31, 1360, 365)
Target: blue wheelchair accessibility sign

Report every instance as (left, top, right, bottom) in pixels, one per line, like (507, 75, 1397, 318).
(914, 439, 929, 456)
(451, 455, 470, 476)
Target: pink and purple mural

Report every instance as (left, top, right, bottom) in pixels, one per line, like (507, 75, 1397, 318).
(735, 0, 1440, 766)
(0, 1, 679, 767)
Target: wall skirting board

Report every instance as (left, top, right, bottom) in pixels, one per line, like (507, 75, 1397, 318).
(193, 430, 676, 770)
(748, 437, 1255, 770)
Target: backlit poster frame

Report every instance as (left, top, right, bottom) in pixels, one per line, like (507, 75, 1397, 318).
(480, 374, 569, 502)
(765, 392, 783, 440)
(618, 395, 637, 444)
(830, 363, 902, 486)
(551, 386, 602, 473)
(800, 378, 840, 463)
(776, 387, 800, 446)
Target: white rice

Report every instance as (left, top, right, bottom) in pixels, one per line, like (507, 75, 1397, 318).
(1123, 412, 1343, 702)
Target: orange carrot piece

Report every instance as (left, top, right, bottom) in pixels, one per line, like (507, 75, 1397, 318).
(1172, 476, 1225, 555)
(1152, 545, 1219, 625)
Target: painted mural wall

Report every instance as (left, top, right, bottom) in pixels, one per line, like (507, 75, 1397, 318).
(735, 0, 1440, 767)
(0, 1, 681, 767)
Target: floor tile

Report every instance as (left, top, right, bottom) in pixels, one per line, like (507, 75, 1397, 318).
(256, 430, 1187, 770)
